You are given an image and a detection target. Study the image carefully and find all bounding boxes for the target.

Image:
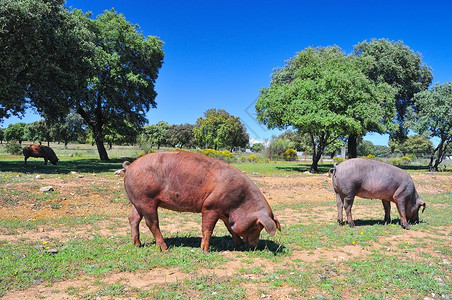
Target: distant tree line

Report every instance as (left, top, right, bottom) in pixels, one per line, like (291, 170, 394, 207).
(260, 130, 442, 162)
(1, 108, 250, 152)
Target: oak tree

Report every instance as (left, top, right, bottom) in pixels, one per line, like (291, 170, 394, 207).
(256, 46, 395, 171)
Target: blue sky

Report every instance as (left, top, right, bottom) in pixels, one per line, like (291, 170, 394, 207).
(3, 0, 451, 145)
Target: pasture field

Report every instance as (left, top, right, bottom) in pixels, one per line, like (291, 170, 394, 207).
(0, 145, 451, 299)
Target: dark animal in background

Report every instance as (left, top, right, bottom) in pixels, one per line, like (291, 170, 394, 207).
(331, 158, 426, 229)
(122, 151, 281, 252)
(23, 144, 59, 165)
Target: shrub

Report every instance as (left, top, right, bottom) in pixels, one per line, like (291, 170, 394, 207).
(238, 154, 270, 163)
(333, 157, 345, 164)
(197, 149, 235, 163)
(282, 148, 298, 161)
(401, 156, 411, 165)
(361, 154, 375, 159)
(391, 158, 401, 165)
(5, 142, 22, 155)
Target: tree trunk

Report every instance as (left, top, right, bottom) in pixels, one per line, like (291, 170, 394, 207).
(348, 134, 357, 158)
(430, 138, 448, 172)
(310, 152, 321, 173)
(309, 134, 320, 173)
(95, 133, 109, 161)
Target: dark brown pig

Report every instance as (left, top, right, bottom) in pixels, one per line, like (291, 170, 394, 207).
(122, 151, 281, 252)
(331, 158, 425, 229)
(23, 144, 59, 165)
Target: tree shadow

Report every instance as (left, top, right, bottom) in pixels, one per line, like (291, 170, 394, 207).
(275, 163, 334, 174)
(0, 158, 126, 174)
(143, 235, 285, 254)
(352, 218, 426, 227)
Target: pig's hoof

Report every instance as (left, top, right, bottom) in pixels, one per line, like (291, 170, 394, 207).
(337, 220, 345, 226)
(157, 244, 168, 251)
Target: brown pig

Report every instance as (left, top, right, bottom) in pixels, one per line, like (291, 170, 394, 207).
(122, 151, 281, 252)
(23, 144, 59, 165)
(331, 158, 426, 229)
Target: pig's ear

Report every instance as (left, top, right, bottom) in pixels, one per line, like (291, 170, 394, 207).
(419, 201, 426, 213)
(259, 215, 278, 237)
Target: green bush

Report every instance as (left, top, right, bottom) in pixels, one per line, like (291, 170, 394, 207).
(5, 142, 22, 155)
(401, 156, 411, 165)
(197, 149, 235, 162)
(238, 154, 270, 163)
(282, 148, 298, 161)
(333, 157, 345, 164)
(360, 154, 376, 159)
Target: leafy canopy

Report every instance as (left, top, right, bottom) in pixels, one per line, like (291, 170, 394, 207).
(256, 46, 395, 171)
(0, 0, 94, 121)
(353, 39, 433, 138)
(194, 109, 249, 151)
(412, 82, 452, 170)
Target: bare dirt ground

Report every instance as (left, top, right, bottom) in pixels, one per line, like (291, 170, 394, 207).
(1, 172, 451, 299)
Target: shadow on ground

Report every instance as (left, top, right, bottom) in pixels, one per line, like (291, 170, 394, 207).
(275, 163, 334, 174)
(349, 218, 426, 227)
(142, 235, 286, 254)
(0, 158, 129, 174)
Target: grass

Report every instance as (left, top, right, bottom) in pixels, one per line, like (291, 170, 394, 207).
(0, 152, 451, 298)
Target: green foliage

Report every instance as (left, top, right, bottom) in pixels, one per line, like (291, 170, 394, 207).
(353, 38, 433, 138)
(389, 134, 433, 157)
(197, 148, 235, 162)
(269, 138, 295, 156)
(391, 156, 411, 166)
(4, 122, 27, 144)
(256, 46, 396, 172)
(413, 82, 452, 171)
(194, 109, 249, 151)
(75, 9, 164, 160)
(165, 124, 195, 148)
(250, 142, 265, 153)
(0, 0, 93, 120)
(138, 121, 170, 151)
(282, 148, 298, 161)
(0, 2, 164, 160)
(374, 145, 390, 158)
(25, 120, 51, 144)
(357, 140, 375, 156)
(5, 142, 22, 155)
(333, 157, 345, 164)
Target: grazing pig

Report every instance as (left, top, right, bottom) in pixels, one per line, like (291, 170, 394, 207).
(331, 158, 425, 229)
(122, 151, 281, 252)
(23, 144, 59, 165)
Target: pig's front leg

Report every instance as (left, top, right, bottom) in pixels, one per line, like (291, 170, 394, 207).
(395, 197, 410, 230)
(382, 200, 391, 224)
(201, 210, 220, 252)
(221, 218, 244, 248)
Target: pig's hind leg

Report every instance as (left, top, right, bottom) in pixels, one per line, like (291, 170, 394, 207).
(343, 196, 355, 227)
(129, 205, 143, 247)
(142, 203, 168, 251)
(336, 193, 345, 225)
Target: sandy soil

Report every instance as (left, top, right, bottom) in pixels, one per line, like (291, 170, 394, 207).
(1, 171, 451, 299)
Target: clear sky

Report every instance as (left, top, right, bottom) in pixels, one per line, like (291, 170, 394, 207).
(3, 0, 451, 145)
